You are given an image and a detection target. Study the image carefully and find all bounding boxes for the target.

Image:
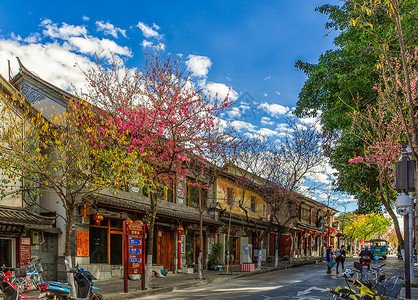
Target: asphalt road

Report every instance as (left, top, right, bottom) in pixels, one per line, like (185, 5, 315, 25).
(138, 256, 405, 300)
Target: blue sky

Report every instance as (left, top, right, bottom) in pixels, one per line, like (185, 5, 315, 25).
(0, 0, 356, 210)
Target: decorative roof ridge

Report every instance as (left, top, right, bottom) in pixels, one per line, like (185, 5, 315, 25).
(11, 57, 73, 103)
(0, 205, 56, 222)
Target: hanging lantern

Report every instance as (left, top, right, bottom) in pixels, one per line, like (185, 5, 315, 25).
(92, 213, 104, 226)
(176, 225, 184, 232)
(125, 218, 133, 224)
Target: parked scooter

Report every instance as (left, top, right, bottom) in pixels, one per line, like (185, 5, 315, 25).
(37, 266, 102, 300)
(0, 266, 30, 300)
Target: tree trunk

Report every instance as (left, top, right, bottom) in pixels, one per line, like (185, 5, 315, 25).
(198, 209, 203, 280)
(145, 193, 157, 289)
(65, 206, 77, 298)
(382, 197, 404, 249)
(257, 248, 262, 270)
(226, 208, 232, 274)
(274, 235, 278, 267)
(198, 252, 202, 280)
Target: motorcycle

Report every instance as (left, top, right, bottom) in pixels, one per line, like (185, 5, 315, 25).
(0, 267, 30, 300)
(37, 266, 102, 300)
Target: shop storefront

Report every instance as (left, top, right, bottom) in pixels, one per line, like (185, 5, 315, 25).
(0, 206, 56, 277)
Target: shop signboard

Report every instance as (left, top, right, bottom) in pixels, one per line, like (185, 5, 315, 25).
(19, 237, 31, 265)
(0, 224, 24, 237)
(123, 221, 145, 293)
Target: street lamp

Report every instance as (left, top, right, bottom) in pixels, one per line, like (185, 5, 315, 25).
(395, 142, 415, 299)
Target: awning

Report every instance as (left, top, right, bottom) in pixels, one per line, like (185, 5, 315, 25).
(0, 205, 56, 234)
(85, 193, 223, 226)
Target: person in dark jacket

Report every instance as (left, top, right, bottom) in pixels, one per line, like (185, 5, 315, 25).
(336, 245, 346, 274)
(359, 246, 372, 270)
(326, 246, 333, 273)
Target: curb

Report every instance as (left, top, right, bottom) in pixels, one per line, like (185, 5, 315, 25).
(103, 260, 320, 299)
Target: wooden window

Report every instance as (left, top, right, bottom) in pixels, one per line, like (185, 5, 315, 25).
(187, 180, 207, 208)
(89, 217, 123, 264)
(250, 196, 256, 212)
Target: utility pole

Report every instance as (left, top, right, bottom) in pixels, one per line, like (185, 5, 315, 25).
(395, 142, 415, 299)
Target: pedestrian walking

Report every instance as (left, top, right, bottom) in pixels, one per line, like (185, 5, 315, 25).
(325, 246, 334, 273)
(335, 245, 346, 274)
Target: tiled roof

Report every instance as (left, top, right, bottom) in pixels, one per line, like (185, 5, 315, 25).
(86, 193, 223, 226)
(0, 205, 55, 227)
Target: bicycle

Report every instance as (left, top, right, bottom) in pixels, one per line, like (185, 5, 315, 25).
(12, 258, 43, 291)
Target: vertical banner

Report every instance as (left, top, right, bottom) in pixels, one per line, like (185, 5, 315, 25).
(19, 237, 31, 265)
(76, 231, 89, 257)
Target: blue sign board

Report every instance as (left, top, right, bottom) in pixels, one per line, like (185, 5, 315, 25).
(129, 248, 141, 254)
(129, 257, 141, 263)
(129, 238, 141, 245)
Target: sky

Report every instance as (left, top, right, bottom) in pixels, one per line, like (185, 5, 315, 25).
(0, 0, 356, 211)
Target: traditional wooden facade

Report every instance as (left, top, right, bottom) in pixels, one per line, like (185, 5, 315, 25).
(3, 60, 340, 280)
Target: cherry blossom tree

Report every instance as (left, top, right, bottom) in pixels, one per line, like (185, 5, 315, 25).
(82, 52, 232, 287)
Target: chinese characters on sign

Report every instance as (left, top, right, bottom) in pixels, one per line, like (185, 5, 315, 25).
(76, 231, 89, 257)
(19, 237, 31, 265)
(0, 224, 24, 237)
(124, 221, 146, 292)
(127, 224, 143, 274)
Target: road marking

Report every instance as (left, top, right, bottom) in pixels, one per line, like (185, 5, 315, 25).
(296, 286, 329, 296)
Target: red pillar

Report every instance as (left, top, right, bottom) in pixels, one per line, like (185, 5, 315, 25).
(176, 226, 184, 271)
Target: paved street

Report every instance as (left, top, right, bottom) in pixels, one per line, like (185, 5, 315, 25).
(138, 257, 406, 300)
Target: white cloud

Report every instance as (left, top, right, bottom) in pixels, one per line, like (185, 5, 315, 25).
(41, 19, 87, 39)
(261, 117, 274, 126)
(24, 33, 41, 43)
(276, 132, 293, 139)
(136, 21, 162, 39)
(263, 93, 268, 97)
(264, 76, 271, 80)
(227, 107, 241, 118)
(275, 123, 294, 133)
(96, 21, 126, 38)
(186, 55, 212, 77)
(155, 42, 165, 51)
(82, 16, 90, 21)
(67, 36, 132, 57)
(300, 116, 317, 125)
(258, 102, 289, 117)
(244, 132, 267, 142)
(230, 120, 256, 132)
(276, 91, 281, 96)
(0, 39, 93, 92)
(256, 128, 277, 137)
(141, 40, 153, 49)
(204, 82, 238, 101)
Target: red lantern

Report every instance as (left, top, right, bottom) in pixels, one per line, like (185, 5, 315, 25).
(125, 218, 133, 224)
(92, 213, 104, 226)
(176, 226, 184, 232)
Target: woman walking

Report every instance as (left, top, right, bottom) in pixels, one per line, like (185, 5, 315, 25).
(336, 245, 346, 274)
(325, 246, 334, 273)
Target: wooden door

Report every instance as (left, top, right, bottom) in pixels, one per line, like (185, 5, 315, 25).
(156, 229, 174, 271)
